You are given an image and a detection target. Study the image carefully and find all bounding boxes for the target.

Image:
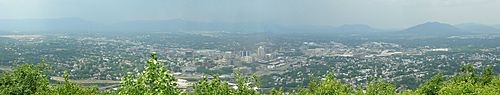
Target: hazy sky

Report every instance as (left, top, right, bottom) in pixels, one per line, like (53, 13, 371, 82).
(1, 0, 500, 29)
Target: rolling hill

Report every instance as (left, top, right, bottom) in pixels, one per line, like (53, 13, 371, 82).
(455, 23, 500, 33)
(401, 22, 468, 36)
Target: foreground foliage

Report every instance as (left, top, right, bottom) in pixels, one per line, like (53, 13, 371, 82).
(0, 63, 99, 95)
(1, 53, 499, 95)
(118, 52, 181, 95)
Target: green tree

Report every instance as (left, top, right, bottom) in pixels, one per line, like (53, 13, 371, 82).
(398, 90, 416, 95)
(192, 70, 260, 95)
(193, 75, 234, 95)
(416, 73, 444, 95)
(437, 80, 477, 94)
(118, 52, 181, 95)
(365, 80, 396, 95)
(298, 72, 354, 95)
(234, 71, 260, 95)
(269, 87, 284, 95)
(50, 71, 99, 95)
(479, 65, 493, 85)
(0, 63, 102, 95)
(438, 65, 479, 94)
(475, 77, 500, 94)
(0, 64, 51, 95)
(455, 64, 478, 83)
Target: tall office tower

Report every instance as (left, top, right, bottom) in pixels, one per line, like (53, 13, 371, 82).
(257, 46, 265, 58)
(240, 51, 250, 57)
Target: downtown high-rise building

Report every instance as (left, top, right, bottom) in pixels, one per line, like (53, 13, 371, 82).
(240, 51, 250, 57)
(257, 46, 265, 58)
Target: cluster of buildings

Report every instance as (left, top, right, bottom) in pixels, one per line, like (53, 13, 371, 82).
(2, 33, 500, 91)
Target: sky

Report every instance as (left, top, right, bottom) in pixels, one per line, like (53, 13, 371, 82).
(1, 0, 500, 29)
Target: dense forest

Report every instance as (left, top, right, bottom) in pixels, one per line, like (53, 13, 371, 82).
(1, 53, 499, 95)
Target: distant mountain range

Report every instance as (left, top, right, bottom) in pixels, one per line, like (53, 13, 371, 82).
(401, 22, 468, 36)
(455, 23, 500, 33)
(332, 24, 379, 33)
(1, 18, 499, 36)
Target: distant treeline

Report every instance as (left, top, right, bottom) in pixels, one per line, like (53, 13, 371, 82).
(1, 53, 499, 95)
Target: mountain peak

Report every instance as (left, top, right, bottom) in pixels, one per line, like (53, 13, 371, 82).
(402, 22, 467, 35)
(423, 21, 444, 24)
(417, 22, 454, 27)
